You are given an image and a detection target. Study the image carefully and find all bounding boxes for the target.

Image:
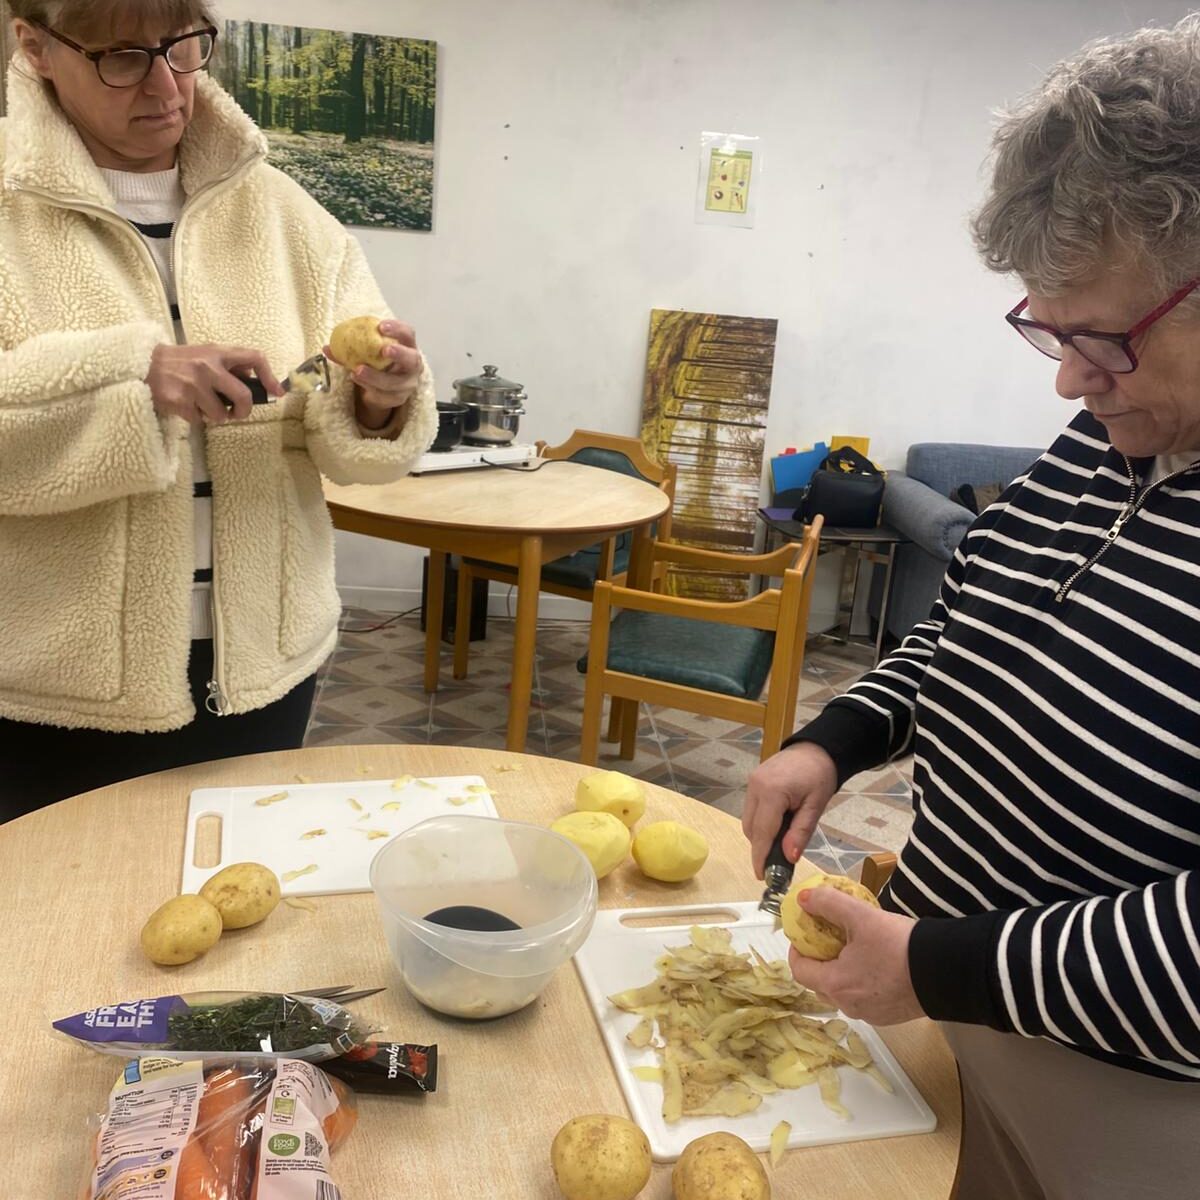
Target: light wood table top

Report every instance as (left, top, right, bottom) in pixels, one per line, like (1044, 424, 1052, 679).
(324, 464, 671, 754)
(325, 460, 670, 539)
(2, 745, 960, 1200)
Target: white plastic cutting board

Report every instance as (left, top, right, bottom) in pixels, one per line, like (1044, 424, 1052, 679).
(181, 776, 499, 896)
(574, 902, 937, 1162)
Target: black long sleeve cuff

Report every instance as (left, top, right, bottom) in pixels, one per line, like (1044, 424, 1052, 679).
(782, 700, 891, 788)
(908, 910, 1012, 1031)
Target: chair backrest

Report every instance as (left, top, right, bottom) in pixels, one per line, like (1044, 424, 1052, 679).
(539, 430, 677, 545)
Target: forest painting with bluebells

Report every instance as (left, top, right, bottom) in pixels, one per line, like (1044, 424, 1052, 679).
(214, 21, 436, 231)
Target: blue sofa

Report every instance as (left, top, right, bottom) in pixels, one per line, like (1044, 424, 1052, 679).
(877, 441, 1044, 640)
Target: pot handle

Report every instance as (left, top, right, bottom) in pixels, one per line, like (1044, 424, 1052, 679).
(507, 405, 527, 416)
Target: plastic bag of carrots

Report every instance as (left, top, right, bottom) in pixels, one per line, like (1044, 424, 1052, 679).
(80, 1056, 357, 1200)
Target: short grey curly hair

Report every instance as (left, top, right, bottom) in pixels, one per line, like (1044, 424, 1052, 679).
(973, 15, 1200, 298)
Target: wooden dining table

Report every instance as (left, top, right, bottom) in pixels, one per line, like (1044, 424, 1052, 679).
(0, 744, 960, 1200)
(325, 462, 670, 754)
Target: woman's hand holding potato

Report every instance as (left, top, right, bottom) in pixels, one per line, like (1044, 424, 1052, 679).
(325, 316, 423, 434)
(786, 883, 922, 1025)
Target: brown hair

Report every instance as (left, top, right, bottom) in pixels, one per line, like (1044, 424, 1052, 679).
(6, 0, 215, 42)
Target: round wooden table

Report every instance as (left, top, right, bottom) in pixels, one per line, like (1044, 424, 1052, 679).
(325, 462, 670, 753)
(2, 745, 960, 1199)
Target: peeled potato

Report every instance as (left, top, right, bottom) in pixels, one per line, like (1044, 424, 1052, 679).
(631, 820, 708, 882)
(551, 1114, 651, 1200)
(673, 1132, 769, 1200)
(781, 872, 879, 961)
(551, 811, 631, 878)
(329, 315, 390, 370)
(199, 861, 281, 930)
(140, 894, 223, 965)
(575, 770, 646, 828)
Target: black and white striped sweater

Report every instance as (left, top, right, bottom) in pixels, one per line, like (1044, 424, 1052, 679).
(795, 410, 1200, 1080)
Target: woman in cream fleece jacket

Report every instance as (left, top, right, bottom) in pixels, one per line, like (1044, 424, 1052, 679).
(0, 1, 437, 816)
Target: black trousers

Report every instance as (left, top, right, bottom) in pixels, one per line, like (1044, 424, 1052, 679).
(0, 641, 317, 822)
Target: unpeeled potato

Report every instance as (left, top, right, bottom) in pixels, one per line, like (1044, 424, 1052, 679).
(329, 315, 391, 370)
(199, 861, 281, 930)
(551, 1114, 651, 1200)
(140, 894, 223, 965)
(672, 1132, 770, 1200)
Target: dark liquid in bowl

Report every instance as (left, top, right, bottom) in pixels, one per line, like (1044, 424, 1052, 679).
(423, 905, 522, 932)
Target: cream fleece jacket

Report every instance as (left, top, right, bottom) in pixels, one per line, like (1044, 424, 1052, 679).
(0, 63, 437, 732)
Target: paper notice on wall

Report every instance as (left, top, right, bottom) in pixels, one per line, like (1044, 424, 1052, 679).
(696, 132, 761, 228)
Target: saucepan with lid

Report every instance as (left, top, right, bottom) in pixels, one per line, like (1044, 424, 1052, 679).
(451, 363, 527, 446)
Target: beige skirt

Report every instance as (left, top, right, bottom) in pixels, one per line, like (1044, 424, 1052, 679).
(941, 1021, 1198, 1200)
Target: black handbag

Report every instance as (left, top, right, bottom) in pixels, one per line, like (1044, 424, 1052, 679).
(794, 446, 885, 527)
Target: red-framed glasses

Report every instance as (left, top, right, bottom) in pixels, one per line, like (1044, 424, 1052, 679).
(1006, 277, 1200, 374)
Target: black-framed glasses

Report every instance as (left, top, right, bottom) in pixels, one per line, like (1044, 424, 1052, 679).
(32, 20, 217, 89)
(1005, 278, 1200, 374)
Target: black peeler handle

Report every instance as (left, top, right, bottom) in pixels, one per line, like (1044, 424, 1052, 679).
(766, 811, 793, 877)
(761, 810, 797, 904)
(217, 372, 271, 409)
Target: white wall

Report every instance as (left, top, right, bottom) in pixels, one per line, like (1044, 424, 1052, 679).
(229, 0, 1195, 607)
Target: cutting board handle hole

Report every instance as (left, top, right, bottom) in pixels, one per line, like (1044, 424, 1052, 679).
(192, 814, 224, 870)
(619, 908, 740, 929)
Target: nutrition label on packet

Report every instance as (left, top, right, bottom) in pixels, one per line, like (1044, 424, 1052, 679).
(93, 1057, 204, 1198)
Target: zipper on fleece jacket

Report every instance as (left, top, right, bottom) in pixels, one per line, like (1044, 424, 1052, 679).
(1055, 455, 1198, 602)
(10, 153, 260, 718)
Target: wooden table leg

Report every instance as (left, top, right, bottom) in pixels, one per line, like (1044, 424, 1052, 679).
(424, 550, 447, 693)
(626, 522, 655, 591)
(506, 536, 542, 753)
(616, 522, 655, 759)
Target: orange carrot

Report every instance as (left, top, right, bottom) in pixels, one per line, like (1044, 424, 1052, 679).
(236, 1091, 268, 1200)
(321, 1074, 358, 1153)
(174, 1131, 224, 1200)
(198, 1065, 255, 1188)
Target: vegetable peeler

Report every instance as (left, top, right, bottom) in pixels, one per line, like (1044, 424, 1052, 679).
(757, 814, 795, 927)
(222, 351, 332, 407)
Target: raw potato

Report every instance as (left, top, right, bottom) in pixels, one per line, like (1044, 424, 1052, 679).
(631, 821, 709, 882)
(551, 1114, 651, 1200)
(551, 811, 631, 878)
(673, 1132, 770, 1200)
(199, 862, 281, 931)
(781, 872, 879, 961)
(575, 770, 646, 828)
(140, 895, 223, 966)
(329, 315, 391, 370)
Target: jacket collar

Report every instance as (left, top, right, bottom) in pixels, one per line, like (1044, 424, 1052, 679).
(2, 55, 266, 208)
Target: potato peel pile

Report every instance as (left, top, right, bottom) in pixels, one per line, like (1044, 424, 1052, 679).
(607, 925, 893, 1123)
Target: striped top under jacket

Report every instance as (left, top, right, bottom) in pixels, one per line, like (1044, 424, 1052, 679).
(793, 410, 1200, 1080)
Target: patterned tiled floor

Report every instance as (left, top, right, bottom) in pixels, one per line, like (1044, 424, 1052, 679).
(306, 609, 914, 877)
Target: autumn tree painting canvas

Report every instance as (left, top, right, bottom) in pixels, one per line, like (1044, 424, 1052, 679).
(213, 21, 436, 231)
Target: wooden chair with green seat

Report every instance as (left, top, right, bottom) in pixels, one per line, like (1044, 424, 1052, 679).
(451, 430, 676, 682)
(578, 518, 823, 764)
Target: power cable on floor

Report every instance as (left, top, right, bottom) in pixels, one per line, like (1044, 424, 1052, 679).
(338, 603, 423, 634)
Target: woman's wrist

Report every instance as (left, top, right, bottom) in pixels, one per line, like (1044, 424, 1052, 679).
(354, 388, 408, 439)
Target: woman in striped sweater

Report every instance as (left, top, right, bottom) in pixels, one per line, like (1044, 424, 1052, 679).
(744, 18, 1200, 1199)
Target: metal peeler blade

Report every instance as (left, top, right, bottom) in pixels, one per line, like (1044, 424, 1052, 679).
(294, 984, 386, 1004)
(282, 352, 332, 397)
